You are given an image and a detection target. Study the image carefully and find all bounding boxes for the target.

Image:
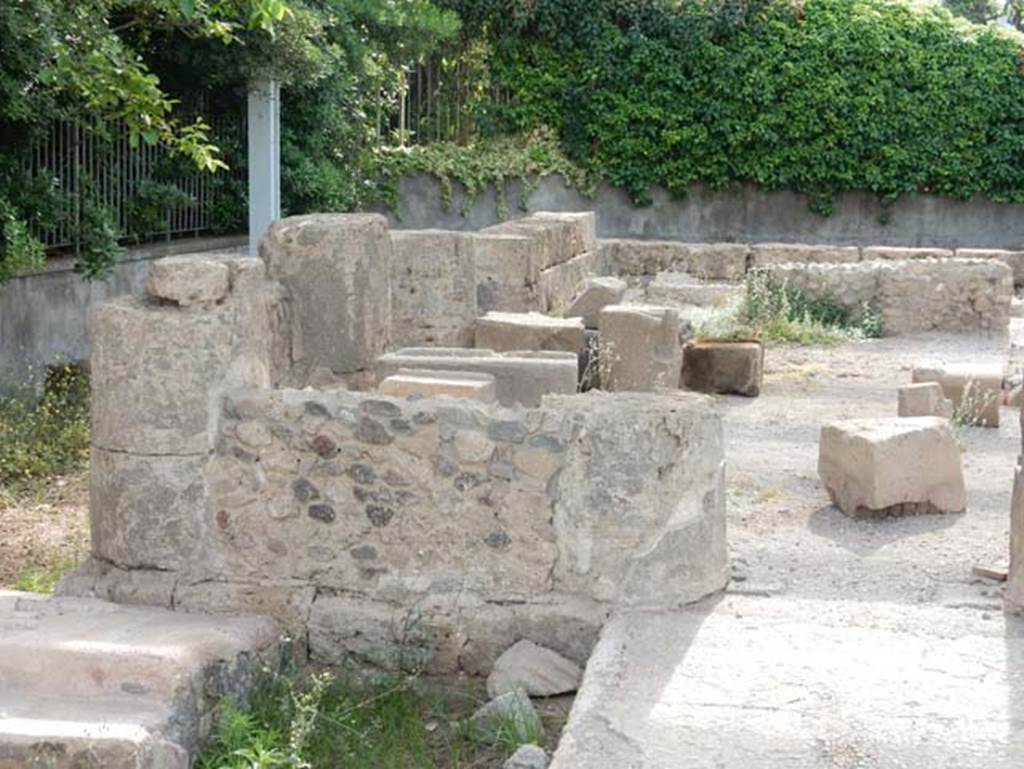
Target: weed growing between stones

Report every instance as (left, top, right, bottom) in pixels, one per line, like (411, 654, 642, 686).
(0, 362, 90, 500)
(13, 558, 77, 594)
(952, 380, 999, 447)
(197, 669, 557, 769)
(694, 270, 885, 346)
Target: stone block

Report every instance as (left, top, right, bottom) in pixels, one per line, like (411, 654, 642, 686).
(487, 639, 582, 698)
(483, 212, 591, 270)
(473, 233, 542, 313)
(861, 246, 954, 261)
(897, 382, 953, 419)
(548, 391, 727, 607)
(912, 362, 1003, 427)
(475, 312, 586, 355)
(145, 256, 230, 306)
(748, 242, 861, 267)
(566, 277, 627, 328)
(390, 229, 477, 347)
(682, 341, 764, 397)
(539, 249, 603, 314)
(600, 240, 748, 281)
(818, 417, 966, 518)
(90, 449, 208, 570)
(90, 263, 276, 455)
(261, 214, 392, 379)
(377, 348, 577, 407)
(956, 248, 1024, 286)
(532, 211, 598, 255)
(1010, 428, 1024, 611)
(645, 272, 743, 309)
(379, 370, 497, 403)
(598, 305, 683, 391)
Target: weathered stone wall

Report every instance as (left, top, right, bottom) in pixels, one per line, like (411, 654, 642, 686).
(89, 255, 281, 571)
(764, 259, 1012, 335)
(81, 387, 727, 673)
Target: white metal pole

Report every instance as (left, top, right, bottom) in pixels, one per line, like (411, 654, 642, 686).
(247, 79, 281, 257)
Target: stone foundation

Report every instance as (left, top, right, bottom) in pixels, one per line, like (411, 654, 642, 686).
(76, 211, 730, 674)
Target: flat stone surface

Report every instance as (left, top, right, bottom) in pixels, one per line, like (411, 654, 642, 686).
(552, 595, 1024, 769)
(378, 369, 497, 402)
(475, 312, 586, 355)
(145, 256, 229, 306)
(0, 591, 277, 767)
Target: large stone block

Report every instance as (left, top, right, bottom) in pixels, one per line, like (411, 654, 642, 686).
(390, 229, 477, 347)
(897, 382, 953, 419)
(912, 362, 1003, 427)
(145, 256, 230, 306)
(377, 348, 577, 407)
(473, 233, 542, 313)
(1009, 458, 1024, 612)
(90, 449, 209, 570)
(378, 370, 497, 402)
(90, 259, 276, 455)
(566, 277, 627, 328)
(483, 212, 591, 270)
(539, 249, 602, 315)
(600, 240, 747, 281)
(818, 417, 966, 518)
(682, 341, 764, 397)
(261, 214, 392, 379)
(598, 305, 683, 391)
(475, 312, 586, 355)
(748, 242, 860, 267)
(861, 246, 955, 261)
(956, 248, 1024, 286)
(549, 391, 727, 607)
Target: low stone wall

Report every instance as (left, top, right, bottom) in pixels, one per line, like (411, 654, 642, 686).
(71, 211, 730, 675)
(764, 259, 1013, 335)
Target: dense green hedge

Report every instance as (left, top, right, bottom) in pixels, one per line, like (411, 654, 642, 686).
(479, 0, 1024, 212)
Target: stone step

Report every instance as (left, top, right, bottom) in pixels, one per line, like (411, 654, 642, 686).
(0, 690, 186, 769)
(0, 590, 279, 766)
(551, 595, 1024, 768)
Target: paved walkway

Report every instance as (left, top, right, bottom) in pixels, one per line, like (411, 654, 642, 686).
(553, 329, 1024, 768)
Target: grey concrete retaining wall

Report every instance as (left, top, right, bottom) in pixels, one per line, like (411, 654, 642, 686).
(378, 174, 1024, 250)
(0, 236, 246, 385)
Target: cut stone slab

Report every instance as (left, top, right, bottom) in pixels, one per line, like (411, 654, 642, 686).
(897, 382, 953, 419)
(912, 362, 1003, 427)
(261, 213, 392, 378)
(598, 305, 683, 391)
(645, 272, 743, 309)
(487, 640, 583, 698)
(748, 242, 861, 267)
(549, 596, 1024, 769)
(377, 348, 577, 407)
(818, 417, 966, 518)
(470, 689, 542, 745)
(0, 591, 278, 768)
(504, 744, 550, 769)
(378, 369, 497, 403)
(145, 256, 230, 306)
(475, 312, 586, 355)
(566, 277, 627, 329)
(682, 341, 764, 397)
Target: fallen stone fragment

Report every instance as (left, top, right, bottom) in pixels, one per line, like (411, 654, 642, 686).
(470, 688, 543, 745)
(897, 382, 953, 419)
(504, 743, 550, 769)
(818, 417, 966, 518)
(487, 640, 583, 698)
(682, 340, 763, 397)
(912, 362, 1003, 427)
(145, 256, 230, 306)
(566, 277, 628, 328)
(971, 565, 1008, 582)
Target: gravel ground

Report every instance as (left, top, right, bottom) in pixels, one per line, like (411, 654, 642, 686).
(720, 326, 1020, 611)
(0, 472, 89, 588)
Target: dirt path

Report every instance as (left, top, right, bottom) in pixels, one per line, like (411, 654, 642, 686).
(721, 328, 1017, 610)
